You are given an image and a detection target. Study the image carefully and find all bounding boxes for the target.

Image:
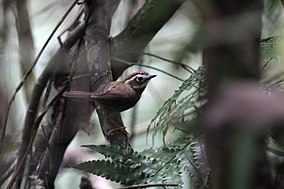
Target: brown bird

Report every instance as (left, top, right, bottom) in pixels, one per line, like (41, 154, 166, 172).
(63, 71, 156, 112)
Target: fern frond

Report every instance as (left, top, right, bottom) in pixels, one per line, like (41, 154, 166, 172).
(149, 66, 206, 138)
(182, 140, 210, 188)
(141, 136, 200, 188)
(75, 136, 210, 188)
(143, 136, 210, 188)
(74, 160, 146, 185)
(82, 145, 163, 177)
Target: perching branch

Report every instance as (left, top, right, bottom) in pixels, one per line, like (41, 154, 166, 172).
(83, 0, 131, 151)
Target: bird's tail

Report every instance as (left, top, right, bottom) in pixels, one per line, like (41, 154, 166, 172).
(63, 91, 92, 99)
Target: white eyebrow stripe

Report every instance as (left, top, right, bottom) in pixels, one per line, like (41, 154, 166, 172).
(124, 74, 148, 83)
(136, 74, 148, 78)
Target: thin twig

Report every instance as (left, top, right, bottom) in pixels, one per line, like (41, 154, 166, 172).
(41, 123, 51, 155)
(117, 51, 195, 72)
(1, 0, 78, 143)
(112, 57, 184, 82)
(118, 183, 179, 189)
(143, 52, 194, 73)
(260, 57, 272, 75)
(42, 79, 53, 108)
(267, 79, 284, 89)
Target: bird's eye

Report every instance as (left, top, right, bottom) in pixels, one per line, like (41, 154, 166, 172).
(136, 76, 145, 82)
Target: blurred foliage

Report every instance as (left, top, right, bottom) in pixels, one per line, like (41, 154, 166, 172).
(261, 36, 281, 59)
(267, 136, 284, 157)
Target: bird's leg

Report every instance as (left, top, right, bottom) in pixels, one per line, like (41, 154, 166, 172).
(106, 114, 129, 137)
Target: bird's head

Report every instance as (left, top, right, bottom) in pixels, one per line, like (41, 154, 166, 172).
(123, 71, 156, 89)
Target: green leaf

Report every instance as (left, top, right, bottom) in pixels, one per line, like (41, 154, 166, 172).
(74, 160, 146, 185)
(191, 142, 210, 188)
(82, 144, 163, 177)
(141, 136, 199, 188)
(76, 137, 209, 188)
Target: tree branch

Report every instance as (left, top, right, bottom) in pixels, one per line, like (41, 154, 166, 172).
(110, 0, 185, 79)
(34, 42, 91, 189)
(8, 16, 83, 189)
(84, 0, 131, 151)
(15, 0, 35, 102)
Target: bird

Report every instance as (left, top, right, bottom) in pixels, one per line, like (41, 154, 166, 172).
(63, 71, 156, 112)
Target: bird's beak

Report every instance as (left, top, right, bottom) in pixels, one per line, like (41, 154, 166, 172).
(147, 74, 157, 79)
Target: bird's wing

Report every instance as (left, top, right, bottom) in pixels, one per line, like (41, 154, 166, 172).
(91, 82, 134, 100)
(91, 82, 116, 97)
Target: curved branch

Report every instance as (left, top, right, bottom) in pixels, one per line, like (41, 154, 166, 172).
(111, 0, 185, 79)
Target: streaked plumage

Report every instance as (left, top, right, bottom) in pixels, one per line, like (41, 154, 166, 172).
(63, 71, 156, 112)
